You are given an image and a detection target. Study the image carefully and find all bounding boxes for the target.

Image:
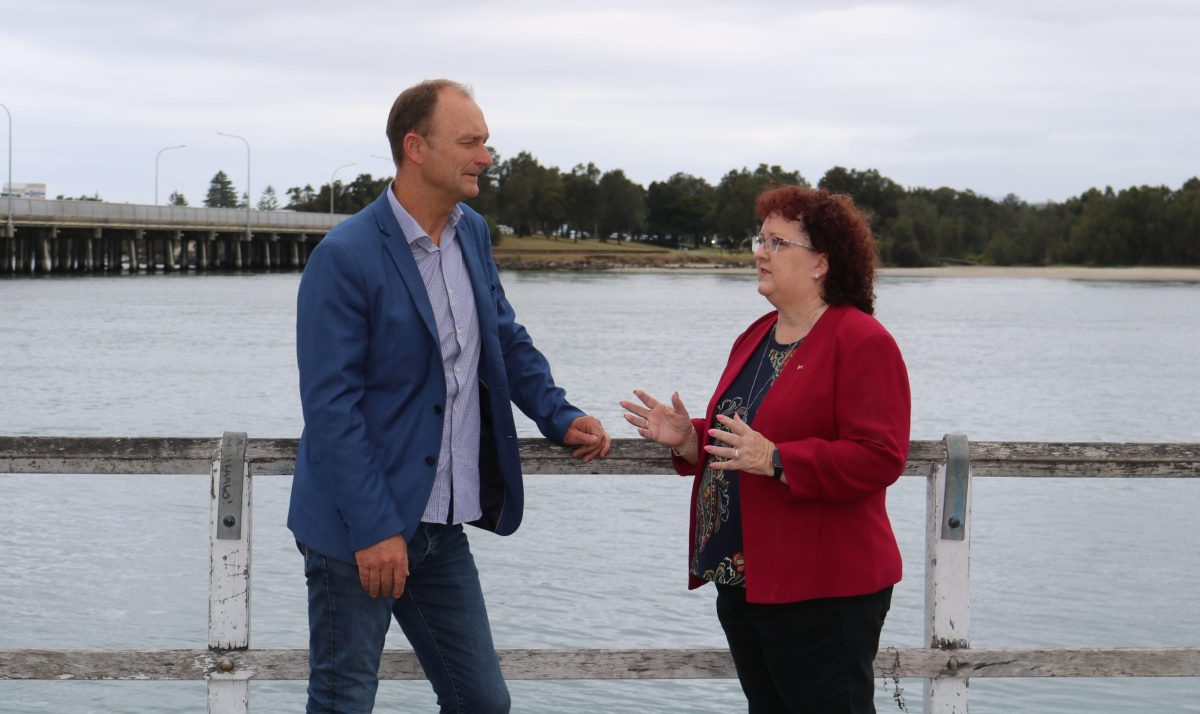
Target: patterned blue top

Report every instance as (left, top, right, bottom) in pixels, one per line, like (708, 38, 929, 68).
(385, 187, 483, 525)
(691, 328, 800, 586)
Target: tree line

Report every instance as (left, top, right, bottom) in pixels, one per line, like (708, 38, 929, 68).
(185, 156, 1199, 266)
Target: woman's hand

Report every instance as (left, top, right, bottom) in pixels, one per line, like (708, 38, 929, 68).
(620, 389, 697, 461)
(706, 412, 775, 477)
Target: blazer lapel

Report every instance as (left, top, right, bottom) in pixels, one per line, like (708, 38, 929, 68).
(769, 304, 843, 390)
(373, 191, 439, 340)
(455, 213, 497, 338)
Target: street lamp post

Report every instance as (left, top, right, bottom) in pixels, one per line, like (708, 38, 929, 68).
(330, 162, 356, 214)
(155, 144, 186, 205)
(1, 103, 12, 239)
(216, 132, 251, 237)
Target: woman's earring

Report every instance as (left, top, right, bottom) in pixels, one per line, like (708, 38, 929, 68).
(811, 273, 821, 280)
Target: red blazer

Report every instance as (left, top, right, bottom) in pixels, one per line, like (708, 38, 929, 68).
(676, 304, 911, 604)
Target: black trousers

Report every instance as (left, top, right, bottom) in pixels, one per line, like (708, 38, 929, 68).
(715, 584, 893, 714)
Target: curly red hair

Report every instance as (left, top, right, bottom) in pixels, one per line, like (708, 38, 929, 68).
(754, 185, 878, 315)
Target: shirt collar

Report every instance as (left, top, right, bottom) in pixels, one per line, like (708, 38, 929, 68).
(385, 182, 463, 246)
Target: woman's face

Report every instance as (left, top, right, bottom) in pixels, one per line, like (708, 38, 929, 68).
(754, 214, 828, 308)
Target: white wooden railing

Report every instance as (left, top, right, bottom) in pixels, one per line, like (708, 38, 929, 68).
(1, 436, 1198, 713)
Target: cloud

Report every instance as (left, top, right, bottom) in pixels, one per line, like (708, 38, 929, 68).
(4, 0, 1197, 204)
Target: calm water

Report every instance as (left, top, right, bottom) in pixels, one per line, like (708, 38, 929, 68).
(1, 271, 1198, 713)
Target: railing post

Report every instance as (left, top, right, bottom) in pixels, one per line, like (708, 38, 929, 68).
(209, 432, 252, 713)
(924, 433, 972, 713)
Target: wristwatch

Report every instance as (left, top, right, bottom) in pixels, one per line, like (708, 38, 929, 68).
(771, 448, 784, 480)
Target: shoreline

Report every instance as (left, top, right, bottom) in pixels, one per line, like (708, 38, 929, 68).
(495, 259, 1200, 282)
(878, 266, 1200, 282)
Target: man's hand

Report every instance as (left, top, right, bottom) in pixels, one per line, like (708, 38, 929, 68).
(354, 534, 409, 598)
(563, 415, 612, 463)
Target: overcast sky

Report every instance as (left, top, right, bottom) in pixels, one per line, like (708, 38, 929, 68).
(4, 0, 1198, 207)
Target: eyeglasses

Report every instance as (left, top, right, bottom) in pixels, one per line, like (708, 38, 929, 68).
(750, 234, 815, 255)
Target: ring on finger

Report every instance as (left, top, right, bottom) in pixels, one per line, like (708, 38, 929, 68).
(734, 448, 741, 459)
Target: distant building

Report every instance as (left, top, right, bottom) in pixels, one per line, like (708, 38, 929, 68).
(2, 182, 47, 199)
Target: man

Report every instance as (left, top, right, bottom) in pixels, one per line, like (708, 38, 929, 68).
(289, 79, 611, 713)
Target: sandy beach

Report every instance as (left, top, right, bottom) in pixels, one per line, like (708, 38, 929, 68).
(878, 266, 1200, 282)
(597, 264, 1200, 281)
(491, 238, 1200, 281)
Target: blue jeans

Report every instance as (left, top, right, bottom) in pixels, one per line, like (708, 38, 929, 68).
(299, 523, 510, 713)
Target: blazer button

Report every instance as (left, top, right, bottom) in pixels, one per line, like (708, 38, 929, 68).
(433, 404, 443, 415)
(425, 456, 435, 466)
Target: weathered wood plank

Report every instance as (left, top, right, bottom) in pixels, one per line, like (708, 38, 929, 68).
(0, 436, 219, 461)
(207, 435, 253, 714)
(207, 676, 250, 714)
(960, 441, 1200, 478)
(0, 437, 218, 474)
(880, 647, 1200, 678)
(924, 437, 972, 713)
(208, 438, 251, 650)
(2, 437, 1198, 477)
(492, 648, 736, 680)
(2, 647, 1197, 681)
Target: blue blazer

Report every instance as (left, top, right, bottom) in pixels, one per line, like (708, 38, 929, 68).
(288, 190, 583, 563)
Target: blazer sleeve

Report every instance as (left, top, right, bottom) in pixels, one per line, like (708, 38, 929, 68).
(296, 240, 407, 551)
(478, 225, 583, 442)
(779, 325, 911, 503)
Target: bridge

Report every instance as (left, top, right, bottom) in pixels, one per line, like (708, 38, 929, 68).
(0, 199, 346, 274)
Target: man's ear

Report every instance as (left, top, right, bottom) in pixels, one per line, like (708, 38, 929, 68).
(402, 132, 425, 166)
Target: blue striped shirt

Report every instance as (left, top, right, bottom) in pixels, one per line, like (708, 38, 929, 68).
(386, 187, 483, 525)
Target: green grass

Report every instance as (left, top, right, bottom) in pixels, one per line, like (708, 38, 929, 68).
(494, 234, 672, 253)
(491, 234, 753, 269)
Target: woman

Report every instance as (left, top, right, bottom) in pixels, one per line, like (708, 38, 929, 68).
(620, 185, 910, 713)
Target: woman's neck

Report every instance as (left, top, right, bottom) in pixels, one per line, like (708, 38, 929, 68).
(775, 299, 828, 343)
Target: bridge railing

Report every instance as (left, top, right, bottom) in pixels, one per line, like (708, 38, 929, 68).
(1, 436, 1198, 714)
(5, 198, 345, 230)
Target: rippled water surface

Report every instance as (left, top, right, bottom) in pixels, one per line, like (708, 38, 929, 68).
(2, 271, 1198, 712)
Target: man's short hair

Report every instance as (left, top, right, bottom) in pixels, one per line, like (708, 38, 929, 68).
(385, 79, 471, 167)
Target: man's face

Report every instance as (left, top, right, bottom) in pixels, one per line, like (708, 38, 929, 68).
(418, 89, 493, 202)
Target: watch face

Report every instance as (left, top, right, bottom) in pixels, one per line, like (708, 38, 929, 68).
(772, 449, 782, 468)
